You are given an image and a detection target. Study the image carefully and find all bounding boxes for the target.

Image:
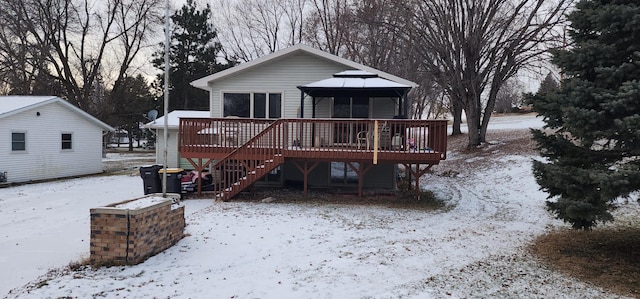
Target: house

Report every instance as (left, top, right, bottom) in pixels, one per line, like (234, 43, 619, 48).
(180, 44, 448, 199)
(144, 110, 210, 168)
(0, 96, 114, 183)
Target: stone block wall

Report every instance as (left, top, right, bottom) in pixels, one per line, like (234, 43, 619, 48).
(90, 195, 185, 265)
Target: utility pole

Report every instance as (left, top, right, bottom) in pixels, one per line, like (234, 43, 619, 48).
(162, 0, 170, 197)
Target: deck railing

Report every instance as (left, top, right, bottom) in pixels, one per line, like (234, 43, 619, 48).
(179, 118, 447, 162)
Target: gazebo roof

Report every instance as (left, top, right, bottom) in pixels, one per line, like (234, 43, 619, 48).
(297, 70, 412, 97)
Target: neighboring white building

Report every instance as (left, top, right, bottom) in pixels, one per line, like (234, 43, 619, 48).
(0, 96, 114, 183)
(144, 110, 210, 168)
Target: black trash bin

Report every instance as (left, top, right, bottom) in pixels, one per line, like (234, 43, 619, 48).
(158, 168, 184, 194)
(139, 165, 163, 194)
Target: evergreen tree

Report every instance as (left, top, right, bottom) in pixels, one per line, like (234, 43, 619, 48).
(537, 72, 560, 96)
(110, 74, 156, 151)
(153, 0, 234, 111)
(523, 72, 560, 110)
(530, 0, 640, 229)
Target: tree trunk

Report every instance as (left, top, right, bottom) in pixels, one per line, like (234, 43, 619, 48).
(465, 101, 481, 147)
(479, 76, 503, 144)
(127, 127, 134, 152)
(479, 107, 492, 144)
(451, 99, 463, 135)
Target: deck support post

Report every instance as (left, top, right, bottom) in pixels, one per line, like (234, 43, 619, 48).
(186, 158, 214, 195)
(403, 163, 433, 199)
(292, 160, 320, 197)
(347, 162, 373, 197)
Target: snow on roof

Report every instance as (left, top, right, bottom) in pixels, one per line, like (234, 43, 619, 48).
(333, 70, 378, 78)
(301, 76, 411, 89)
(0, 95, 58, 116)
(298, 71, 412, 91)
(0, 95, 114, 131)
(144, 110, 210, 129)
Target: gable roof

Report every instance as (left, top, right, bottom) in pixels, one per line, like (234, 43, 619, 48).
(191, 44, 417, 90)
(144, 110, 210, 129)
(0, 96, 114, 131)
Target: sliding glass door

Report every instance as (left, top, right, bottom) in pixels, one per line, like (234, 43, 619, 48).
(333, 96, 369, 144)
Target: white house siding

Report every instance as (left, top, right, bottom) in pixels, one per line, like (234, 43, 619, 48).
(0, 102, 104, 182)
(209, 52, 350, 119)
(145, 110, 211, 170)
(153, 129, 180, 168)
(151, 129, 208, 170)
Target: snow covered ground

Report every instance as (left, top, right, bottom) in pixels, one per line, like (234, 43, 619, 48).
(1, 114, 637, 298)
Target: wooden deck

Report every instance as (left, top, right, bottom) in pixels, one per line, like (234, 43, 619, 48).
(178, 118, 448, 199)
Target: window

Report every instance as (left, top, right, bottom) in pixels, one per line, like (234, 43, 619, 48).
(61, 133, 72, 150)
(223, 92, 282, 118)
(333, 96, 369, 118)
(268, 93, 281, 118)
(223, 93, 250, 117)
(11, 132, 26, 151)
(254, 93, 267, 118)
(330, 162, 359, 184)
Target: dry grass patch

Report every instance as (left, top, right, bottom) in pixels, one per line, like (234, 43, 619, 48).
(531, 227, 640, 298)
(230, 187, 446, 211)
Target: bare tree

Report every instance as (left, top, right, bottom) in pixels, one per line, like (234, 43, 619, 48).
(303, 0, 350, 55)
(401, 0, 573, 147)
(213, 0, 446, 120)
(412, 81, 449, 119)
(214, 0, 308, 62)
(0, 0, 162, 120)
(310, 0, 444, 118)
(107, 0, 163, 118)
(0, 0, 59, 95)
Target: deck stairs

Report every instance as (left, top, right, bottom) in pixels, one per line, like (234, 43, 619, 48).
(210, 120, 285, 200)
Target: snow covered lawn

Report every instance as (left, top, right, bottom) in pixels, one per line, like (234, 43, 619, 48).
(1, 114, 636, 298)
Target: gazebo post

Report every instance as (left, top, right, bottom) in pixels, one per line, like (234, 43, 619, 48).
(312, 97, 316, 146)
(299, 91, 305, 118)
(403, 92, 409, 118)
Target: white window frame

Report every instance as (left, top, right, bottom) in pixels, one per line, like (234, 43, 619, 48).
(221, 91, 284, 119)
(61, 132, 73, 151)
(11, 131, 26, 152)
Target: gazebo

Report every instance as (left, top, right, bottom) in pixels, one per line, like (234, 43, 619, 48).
(297, 70, 412, 119)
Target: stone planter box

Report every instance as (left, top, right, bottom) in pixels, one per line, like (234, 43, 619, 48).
(90, 194, 185, 265)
